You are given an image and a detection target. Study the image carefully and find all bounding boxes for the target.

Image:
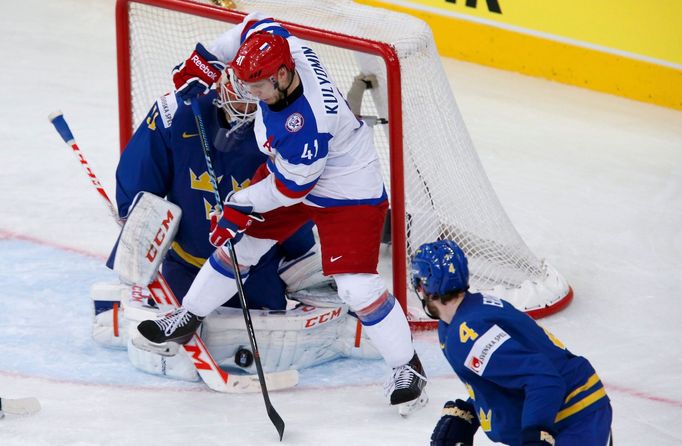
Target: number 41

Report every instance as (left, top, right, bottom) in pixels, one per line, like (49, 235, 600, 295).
(301, 139, 319, 160)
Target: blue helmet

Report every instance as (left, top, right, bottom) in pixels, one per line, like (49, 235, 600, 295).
(410, 240, 469, 297)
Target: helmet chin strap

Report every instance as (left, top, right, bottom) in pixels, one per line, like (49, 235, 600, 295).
(420, 298, 440, 321)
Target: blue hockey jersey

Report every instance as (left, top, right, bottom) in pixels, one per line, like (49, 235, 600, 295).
(115, 91, 266, 268)
(438, 293, 609, 446)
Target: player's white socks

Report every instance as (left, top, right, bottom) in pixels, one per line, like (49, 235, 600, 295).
(183, 236, 277, 316)
(362, 302, 415, 368)
(183, 260, 238, 317)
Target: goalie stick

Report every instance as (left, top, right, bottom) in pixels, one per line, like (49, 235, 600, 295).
(0, 397, 41, 416)
(48, 111, 298, 396)
(190, 98, 286, 440)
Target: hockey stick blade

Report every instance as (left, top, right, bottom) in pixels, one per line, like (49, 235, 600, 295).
(268, 403, 286, 441)
(0, 397, 41, 415)
(229, 369, 299, 394)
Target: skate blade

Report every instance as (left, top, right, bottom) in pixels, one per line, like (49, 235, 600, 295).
(398, 390, 429, 417)
(131, 335, 180, 357)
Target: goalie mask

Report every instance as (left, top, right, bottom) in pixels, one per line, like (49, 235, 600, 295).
(215, 68, 258, 125)
(410, 240, 469, 319)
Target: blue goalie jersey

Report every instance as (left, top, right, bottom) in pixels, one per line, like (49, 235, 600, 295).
(438, 293, 610, 445)
(115, 91, 266, 268)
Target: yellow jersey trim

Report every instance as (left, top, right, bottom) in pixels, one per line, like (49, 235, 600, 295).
(564, 373, 600, 404)
(170, 242, 207, 269)
(555, 387, 607, 423)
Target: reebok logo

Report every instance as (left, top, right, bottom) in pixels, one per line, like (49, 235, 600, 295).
(191, 55, 219, 80)
(330, 255, 343, 263)
(182, 132, 198, 139)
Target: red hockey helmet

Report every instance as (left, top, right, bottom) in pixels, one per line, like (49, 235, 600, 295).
(230, 31, 295, 83)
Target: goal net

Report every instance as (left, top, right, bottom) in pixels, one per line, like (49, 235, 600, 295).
(116, 0, 573, 328)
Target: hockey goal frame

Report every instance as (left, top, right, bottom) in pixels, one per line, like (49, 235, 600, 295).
(116, 0, 574, 326)
(116, 0, 412, 312)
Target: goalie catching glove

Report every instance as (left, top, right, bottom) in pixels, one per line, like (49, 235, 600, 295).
(209, 203, 264, 247)
(173, 43, 224, 102)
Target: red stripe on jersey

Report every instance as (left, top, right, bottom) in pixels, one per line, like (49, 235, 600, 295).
(274, 177, 315, 199)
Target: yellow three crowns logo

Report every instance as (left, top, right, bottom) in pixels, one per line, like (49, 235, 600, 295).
(191, 169, 252, 219)
(190, 168, 223, 193)
(479, 408, 492, 432)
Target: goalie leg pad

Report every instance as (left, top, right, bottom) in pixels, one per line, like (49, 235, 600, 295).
(91, 281, 161, 348)
(127, 338, 199, 381)
(202, 304, 380, 373)
(279, 245, 332, 293)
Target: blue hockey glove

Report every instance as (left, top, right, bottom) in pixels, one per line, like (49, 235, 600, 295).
(521, 427, 556, 446)
(430, 399, 480, 446)
(209, 203, 264, 247)
(172, 43, 225, 102)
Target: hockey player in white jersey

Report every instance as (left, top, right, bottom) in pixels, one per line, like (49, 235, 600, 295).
(135, 13, 427, 414)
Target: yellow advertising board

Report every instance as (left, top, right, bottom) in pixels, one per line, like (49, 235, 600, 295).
(358, 0, 682, 110)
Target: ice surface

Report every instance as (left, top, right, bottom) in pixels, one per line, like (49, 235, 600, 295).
(1, 1, 681, 444)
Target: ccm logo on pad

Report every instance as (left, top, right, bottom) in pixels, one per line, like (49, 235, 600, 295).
(145, 210, 176, 262)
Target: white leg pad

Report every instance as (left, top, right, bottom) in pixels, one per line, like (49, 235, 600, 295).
(127, 338, 200, 381)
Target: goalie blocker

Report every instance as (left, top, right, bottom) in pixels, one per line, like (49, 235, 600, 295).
(106, 192, 181, 286)
(92, 282, 379, 380)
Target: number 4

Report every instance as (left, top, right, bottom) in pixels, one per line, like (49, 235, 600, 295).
(301, 139, 319, 160)
(459, 322, 479, 343)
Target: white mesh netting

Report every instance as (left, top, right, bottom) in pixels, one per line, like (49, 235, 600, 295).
(120, 0, 571, 318)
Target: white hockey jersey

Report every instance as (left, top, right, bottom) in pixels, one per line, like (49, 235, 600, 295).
(210, 14, 386, 213)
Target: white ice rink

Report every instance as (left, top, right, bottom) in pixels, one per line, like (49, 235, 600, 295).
(1, 1, 682, 445)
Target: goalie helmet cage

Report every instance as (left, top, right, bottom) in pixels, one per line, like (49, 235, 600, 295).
(116, 0, 573, 329)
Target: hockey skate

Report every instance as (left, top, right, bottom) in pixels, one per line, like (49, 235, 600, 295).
(384, 352, 428, 417)
(133, 307, 203, 357)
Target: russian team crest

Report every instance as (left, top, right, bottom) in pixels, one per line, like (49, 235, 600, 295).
(285, 112, 304, 132)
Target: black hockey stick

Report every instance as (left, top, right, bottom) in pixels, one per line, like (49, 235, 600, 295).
(190, 98, 286, 441)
